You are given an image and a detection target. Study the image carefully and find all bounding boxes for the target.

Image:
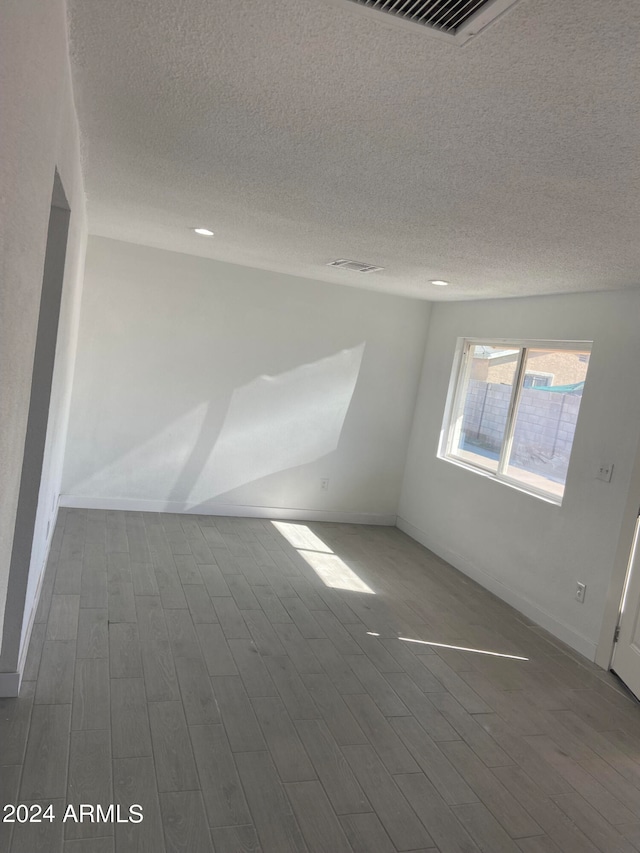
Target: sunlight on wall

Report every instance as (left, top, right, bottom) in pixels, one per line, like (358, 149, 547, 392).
(68, 402, 211, 497)
(189, 344, 365, 499)
(272, 521, 375, 594)
(67, 345, 365, 504)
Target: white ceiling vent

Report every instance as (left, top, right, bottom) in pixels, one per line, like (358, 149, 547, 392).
(328, 258, 385, 273)
(338, 0, 523, 45)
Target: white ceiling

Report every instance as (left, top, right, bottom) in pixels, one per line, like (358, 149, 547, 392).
(68, 0, 640, 301)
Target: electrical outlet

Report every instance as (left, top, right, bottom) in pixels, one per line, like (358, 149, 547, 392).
(597, 463, 614, 482)
(320, 478, 329, 491)
(575, 582, 586, 603)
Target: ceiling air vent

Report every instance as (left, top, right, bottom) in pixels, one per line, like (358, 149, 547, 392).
(328, 259, 385, 273)
(339, 0, 522, 45)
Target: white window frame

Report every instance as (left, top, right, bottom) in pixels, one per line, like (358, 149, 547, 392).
(438, 338, 592, 505)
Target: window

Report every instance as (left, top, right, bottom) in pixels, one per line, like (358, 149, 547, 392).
(523, 372, 553, 389)
(440, 339, 592, 503)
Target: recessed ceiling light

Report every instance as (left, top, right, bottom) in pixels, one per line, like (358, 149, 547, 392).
(193, 228, 214, 236)
(430, 279, 450, 286)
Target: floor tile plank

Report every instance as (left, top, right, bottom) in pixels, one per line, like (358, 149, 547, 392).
(20, 705, 71, 799)
(9, 798, 65, 853)
(148, 701, 200, 792)
(228, 638, 278, 698)
(307, 638, 364, 694)
(211, 675, 266, 752)
(165, 608, 203, 661)
(284, 780, 353, 853)
(252, 696, 317, 781)
(76, 608, 108, 658)
(176, 656, 221, 726)
(46, 595, 80, 641)
(263, 655, 320, 720)
(113, 756, 166, 853)
(0, 764, 20, 851)
(189, 724, 252, 827)
(440, 739, 542, 837)
(71, 657, 110, 730)
(159, 790, 214, 852)
(234, 751, 309, 853)
(453, 801, 521, 852)
(395, 772, 481, 853)
(64, 838, 114, 852)
(34, 640, 76, 704)
(182, 583, 218, 623)
(552, 792, 636, 853)
(65, 729, 112, 839)
(136, 595, 181, 701)
(344, 693, 421, 774)
(384, 671, 459, 741)
(271, 623, 324, 675)
(22, 621, 46, 681)
(391, 715, 478, 806)
(110, 677, 152, 758)
(344, 654, 409, 716)
(196, 623, 238, 676)
(295, 719, 370, 815)
(0, 686, 35, 765)
(339, 812, 395, 853)
(107, 579, 136, 623)
(108, 622, 143, 678)
(301, 673, 368, 746)
(342, 744, 435, 851)
(430, 691, 513, 766)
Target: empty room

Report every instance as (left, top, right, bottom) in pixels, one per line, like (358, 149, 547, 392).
(3, 1, 640, 851)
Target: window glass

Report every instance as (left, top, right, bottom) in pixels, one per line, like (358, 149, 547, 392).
(442, 340, 591, 503)
(451, 344, 519, 474)
(504, 349, 589, 498)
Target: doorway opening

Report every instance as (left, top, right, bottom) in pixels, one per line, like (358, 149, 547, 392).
(610, 510, 640, 699)
(0, 171, 71, 691)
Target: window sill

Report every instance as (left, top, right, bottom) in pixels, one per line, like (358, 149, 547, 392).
(438, 453, 564, 506)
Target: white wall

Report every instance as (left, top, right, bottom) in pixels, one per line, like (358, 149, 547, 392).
(0, 1, 87, 686)
(398, 290, 640, 660)
(62, 237, 429, 522)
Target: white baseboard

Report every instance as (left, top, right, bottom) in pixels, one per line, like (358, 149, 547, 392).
(0, 671, 20, 698)
(396, 515, 598, 662)
(59, 494, 397, 526)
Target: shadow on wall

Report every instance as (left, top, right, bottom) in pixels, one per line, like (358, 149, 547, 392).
(68, 343, 365, 504)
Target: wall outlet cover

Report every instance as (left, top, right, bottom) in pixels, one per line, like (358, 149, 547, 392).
(597, 463, 614, 482)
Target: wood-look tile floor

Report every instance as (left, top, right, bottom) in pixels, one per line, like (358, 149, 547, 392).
(2, 509, 640, 852)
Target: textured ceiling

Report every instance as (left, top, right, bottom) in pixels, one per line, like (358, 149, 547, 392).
(68, 0, 640, 300)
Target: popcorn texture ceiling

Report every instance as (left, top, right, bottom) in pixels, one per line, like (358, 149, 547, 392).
(68, 0, 640, 300)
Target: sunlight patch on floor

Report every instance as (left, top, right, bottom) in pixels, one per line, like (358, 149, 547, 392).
(272, 521, 332, 553)
(299, 550, 375, 594)
(272, 521, 375, 594)
(395, 635, 529, 661)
